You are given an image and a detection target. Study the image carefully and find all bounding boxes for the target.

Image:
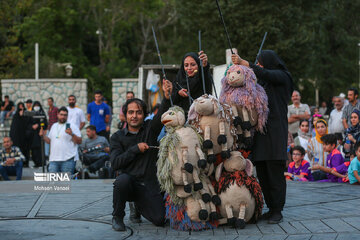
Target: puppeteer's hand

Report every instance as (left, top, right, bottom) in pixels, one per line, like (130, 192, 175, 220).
(178, 89, 188, 98)
(231, 54, 250, 67)
(162, 79, 173, 100)
(138, 142, 149, 153)
(199, 51, 208, 67)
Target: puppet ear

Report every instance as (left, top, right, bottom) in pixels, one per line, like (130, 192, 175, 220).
(245, 159, 254, 177)
(215, 162, 224, 182)
(177, 111, 185, 126)
(188, 102, 197, 121)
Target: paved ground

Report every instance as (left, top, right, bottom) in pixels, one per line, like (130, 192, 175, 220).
(0, 179, 359, 240)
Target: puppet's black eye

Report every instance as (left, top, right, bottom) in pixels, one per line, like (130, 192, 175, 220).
(169, 112, 174, 115)
(237, 71, 241, 74)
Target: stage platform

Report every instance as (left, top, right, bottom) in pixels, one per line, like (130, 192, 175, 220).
(0, 180, 359, 240)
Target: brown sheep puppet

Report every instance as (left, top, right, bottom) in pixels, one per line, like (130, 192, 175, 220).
(188, 94, 237, 164)
(215, 151, 263, 229)
(157, 106, 219, 230)
(220, 65, 268, 148)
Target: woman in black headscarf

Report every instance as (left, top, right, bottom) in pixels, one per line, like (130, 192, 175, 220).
(29, 101, 48, 168)
(232, 50, 293, 224)
(10, 102, 31, 167)
(172, 51, 213, 113)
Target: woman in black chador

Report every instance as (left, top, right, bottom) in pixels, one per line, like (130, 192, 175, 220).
(172, 51, 213, 113)
(232, 50, 293, 224)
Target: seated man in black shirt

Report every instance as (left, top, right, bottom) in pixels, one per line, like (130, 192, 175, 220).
(110, 80, 173, 231)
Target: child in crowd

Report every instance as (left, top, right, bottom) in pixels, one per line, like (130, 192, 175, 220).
(311, 134, 348, 182)
(348, 142, 360, 185)
(284, 146, 312, 181)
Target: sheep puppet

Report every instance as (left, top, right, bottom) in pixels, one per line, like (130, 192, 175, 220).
(157, 106, 220, 231)
(188, 94, 237, 163)
(220, 64, 268, 148)
(215, 151, 264, 229)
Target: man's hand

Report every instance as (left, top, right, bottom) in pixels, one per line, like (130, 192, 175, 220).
(106, 125, 110, 132)
(65, 128, 73, 136)
(199, 50, 208, 67)
(178, 89, 188, 98)
(5, 112, 11, 118)
(163, 79, 173, 100)
(138, 142, 149, 153)
(5, 158, 15, 166)
(39, 128, 45, 137)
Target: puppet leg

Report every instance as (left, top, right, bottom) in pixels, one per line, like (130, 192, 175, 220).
(192, 168, 203, 191)
(182, 171, 192, 193)
(196, 145, 207, 169)
(232, 105, 243, 127)
(225, 204, 236, 227)
(235, 202, 246, 229)
(205, 178, 221, 206)
(199, 180, 211, 203)
(209, 201, 219, 221)
(241, 108, 253, 147)
(182, 147, 193, 173)
(218, 120, 230, 159)
(240, 107, 252, 130)
(204, 126, 216, 163)
(198, 198, 209, 221)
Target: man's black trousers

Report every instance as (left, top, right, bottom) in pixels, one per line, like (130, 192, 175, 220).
(255, 160, 286, 212)
(113, 173, 165, 226)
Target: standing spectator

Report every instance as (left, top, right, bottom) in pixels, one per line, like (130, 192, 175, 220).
(328, 96, 345, 134)
(0, 137, 25, 180)
(25, 99, 33, 111)
(29, 101, 48, 168)
(47, 97, 58, 131)
(342, 88, 360, 129)
(288, 91, 311, 138)
(10, 102, 31, 167)
(0, 95, 15, 128)
(40, 107, 82, 173)
(46, 97, 58, 159)
(294, 119, 311, 161)
(119, 91, 135, 129)
(87, 90, 110, 140)
(339, 93, 349, 106)
(348, 142, 360, 184)
(319, 101, 328, 116)
(307, 119, 328, 180)
(103, 98, 112, 136)
(67, 95, 85, 130)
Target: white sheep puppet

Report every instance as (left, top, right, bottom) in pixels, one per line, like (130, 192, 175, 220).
(215, 151, 263, 229)
(188, 94, 237, 164)
(157, 106, 220, 213)
(220, 65, 268, 148)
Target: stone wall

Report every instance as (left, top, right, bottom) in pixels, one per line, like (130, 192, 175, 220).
(1, 79, 87, 111)
(111, 78, 139, 133)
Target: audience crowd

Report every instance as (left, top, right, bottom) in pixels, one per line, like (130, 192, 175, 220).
(0, 88, 359, 185)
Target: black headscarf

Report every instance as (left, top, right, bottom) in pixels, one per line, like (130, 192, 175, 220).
(175, 52, 212, 99)
(173, 52, 212, 113)
(258, 50, 289, 71)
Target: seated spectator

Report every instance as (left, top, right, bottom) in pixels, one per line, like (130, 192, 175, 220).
(0, 137, 25, 180)
(0, 95, 15, 128)
(344, 109, 360, 158)
(310, 114, 323, 137)
(80, 125, 110, 177)
(347, 143, 360, 185)
(284, 146, 312, 181)
(294, 119, 311, 161)
(286, 131, 295, 167)
(307, 119, 328, 180)
(311, 134, 348, 183)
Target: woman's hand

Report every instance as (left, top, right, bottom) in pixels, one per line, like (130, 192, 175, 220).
(178, 89, 188, 98)
(348, 134, 356, 143)
(231, 54, 250, 67)
(163, 79, 173, 100)
(199, 51, 208, 67)
(32, 124, 39, 130)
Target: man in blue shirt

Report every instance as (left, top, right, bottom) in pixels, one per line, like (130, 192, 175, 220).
(87, 90, 110, 140)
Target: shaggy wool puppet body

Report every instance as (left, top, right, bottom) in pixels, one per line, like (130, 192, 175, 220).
(219, 65, 268, 148)
(215, 151, 263, 229)
(157, 106, 219, 230)
(188, 94, 237, 164)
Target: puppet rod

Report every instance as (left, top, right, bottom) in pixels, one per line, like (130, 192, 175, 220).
(152, 26, 173, 106)
(215, 0, 233, 54)
(185, 73, 193, 106)
(254, 32, 268, 65)
(175, 81, 194, 102)
(198, 30, 207, 95)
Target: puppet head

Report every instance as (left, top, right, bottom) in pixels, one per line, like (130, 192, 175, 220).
(161, 106, 186, 127)
(215, 151, 254, 181)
